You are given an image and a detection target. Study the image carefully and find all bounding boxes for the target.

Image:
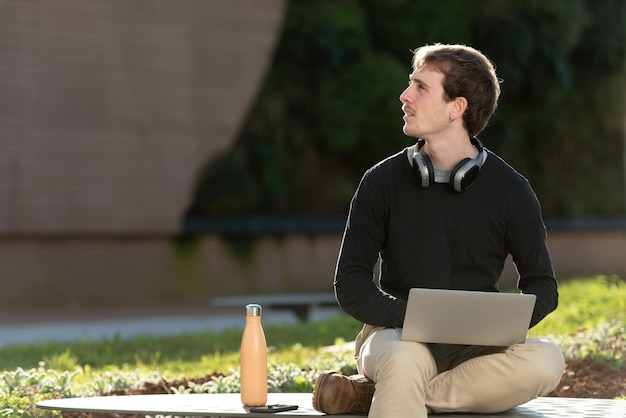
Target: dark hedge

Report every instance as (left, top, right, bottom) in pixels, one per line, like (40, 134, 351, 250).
(187, 0, 626, 219)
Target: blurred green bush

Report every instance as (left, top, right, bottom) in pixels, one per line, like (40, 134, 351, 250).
(187, 0, 626, 218)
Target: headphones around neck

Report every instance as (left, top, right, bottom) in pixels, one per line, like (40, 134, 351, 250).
(412, 137, 487, 192)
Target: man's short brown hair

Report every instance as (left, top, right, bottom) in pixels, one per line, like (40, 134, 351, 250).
(413, 44, 501, 137)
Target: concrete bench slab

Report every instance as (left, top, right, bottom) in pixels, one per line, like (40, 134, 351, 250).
(37, 393, 626, 417)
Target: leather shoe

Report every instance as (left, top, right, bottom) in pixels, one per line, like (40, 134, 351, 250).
(312, 371, 375, 414)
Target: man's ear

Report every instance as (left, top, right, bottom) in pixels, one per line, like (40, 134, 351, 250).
(450, 96, 468, 121)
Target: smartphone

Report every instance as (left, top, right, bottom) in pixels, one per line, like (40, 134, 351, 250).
(249, 404, 299, 413)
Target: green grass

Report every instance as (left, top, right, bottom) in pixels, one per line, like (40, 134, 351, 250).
(1, 275, 621, 374)
(0, 275, 624, 416)
(529, 274, 626, 337)
(0, 314, 363, 376)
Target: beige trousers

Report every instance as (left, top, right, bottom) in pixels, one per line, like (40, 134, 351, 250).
(356, 327, 565, 418)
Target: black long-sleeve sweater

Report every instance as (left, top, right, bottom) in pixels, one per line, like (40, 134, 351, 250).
(334, 146, 558, 329)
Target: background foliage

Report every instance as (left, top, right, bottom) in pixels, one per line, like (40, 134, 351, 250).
(187, 0, 626, 218)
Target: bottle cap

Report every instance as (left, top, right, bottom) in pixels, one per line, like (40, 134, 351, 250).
(245, 303, 262, 317)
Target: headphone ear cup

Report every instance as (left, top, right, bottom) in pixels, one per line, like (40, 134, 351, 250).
(451, 158, 481, 192)
(413, 152, 434, 188)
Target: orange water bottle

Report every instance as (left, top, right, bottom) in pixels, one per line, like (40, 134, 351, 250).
(240, 303, 268, 407)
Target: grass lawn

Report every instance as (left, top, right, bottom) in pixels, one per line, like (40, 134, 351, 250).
(0, 275, 624, 417)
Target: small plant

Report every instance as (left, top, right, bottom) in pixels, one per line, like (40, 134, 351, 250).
(0, 366, 72, 417)
(555, 320, 626, 368)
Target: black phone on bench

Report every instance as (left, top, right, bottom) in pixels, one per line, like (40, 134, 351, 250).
(249, 404, 299, 413)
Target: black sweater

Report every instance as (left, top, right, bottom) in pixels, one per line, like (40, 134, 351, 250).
(334, 146, 557, 329)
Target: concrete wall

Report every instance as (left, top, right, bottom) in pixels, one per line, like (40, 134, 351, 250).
(0, 0, 289, 319)
(0, 234, 342, 315)
(1, 231, 624, 319)
(0, 0, 285, 234)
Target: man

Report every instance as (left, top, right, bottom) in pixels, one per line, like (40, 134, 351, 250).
(312, 44, 565, 417)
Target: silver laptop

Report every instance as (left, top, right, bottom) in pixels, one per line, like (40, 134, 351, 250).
(400, 288, 536, 347)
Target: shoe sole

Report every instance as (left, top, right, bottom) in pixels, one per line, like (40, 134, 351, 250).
(312, 371, 335, 413)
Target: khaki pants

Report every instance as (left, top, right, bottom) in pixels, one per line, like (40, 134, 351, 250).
(356, 326, 565, 418)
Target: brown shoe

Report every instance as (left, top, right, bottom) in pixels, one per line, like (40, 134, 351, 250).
(312, 371, 375, 414)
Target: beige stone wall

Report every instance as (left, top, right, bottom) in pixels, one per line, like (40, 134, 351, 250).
(0, 0, 293, 318)
(1, 231, 624, 318)
(0, 234, 343, 316)
(0, 0, 285, 234)
(547, 231, 626, 280)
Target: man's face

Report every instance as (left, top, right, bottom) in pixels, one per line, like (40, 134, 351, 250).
(399, 67, 452, 139)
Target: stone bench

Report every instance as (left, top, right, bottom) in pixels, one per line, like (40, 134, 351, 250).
(37, 393, 626, 417)
(209, 293, 338, 322)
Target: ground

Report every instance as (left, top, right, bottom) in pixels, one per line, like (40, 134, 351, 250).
(550, 358, 625, 399)
(61, 357, 625, 418)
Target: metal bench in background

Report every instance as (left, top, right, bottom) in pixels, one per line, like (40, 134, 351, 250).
(209, 293, 339, 322)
